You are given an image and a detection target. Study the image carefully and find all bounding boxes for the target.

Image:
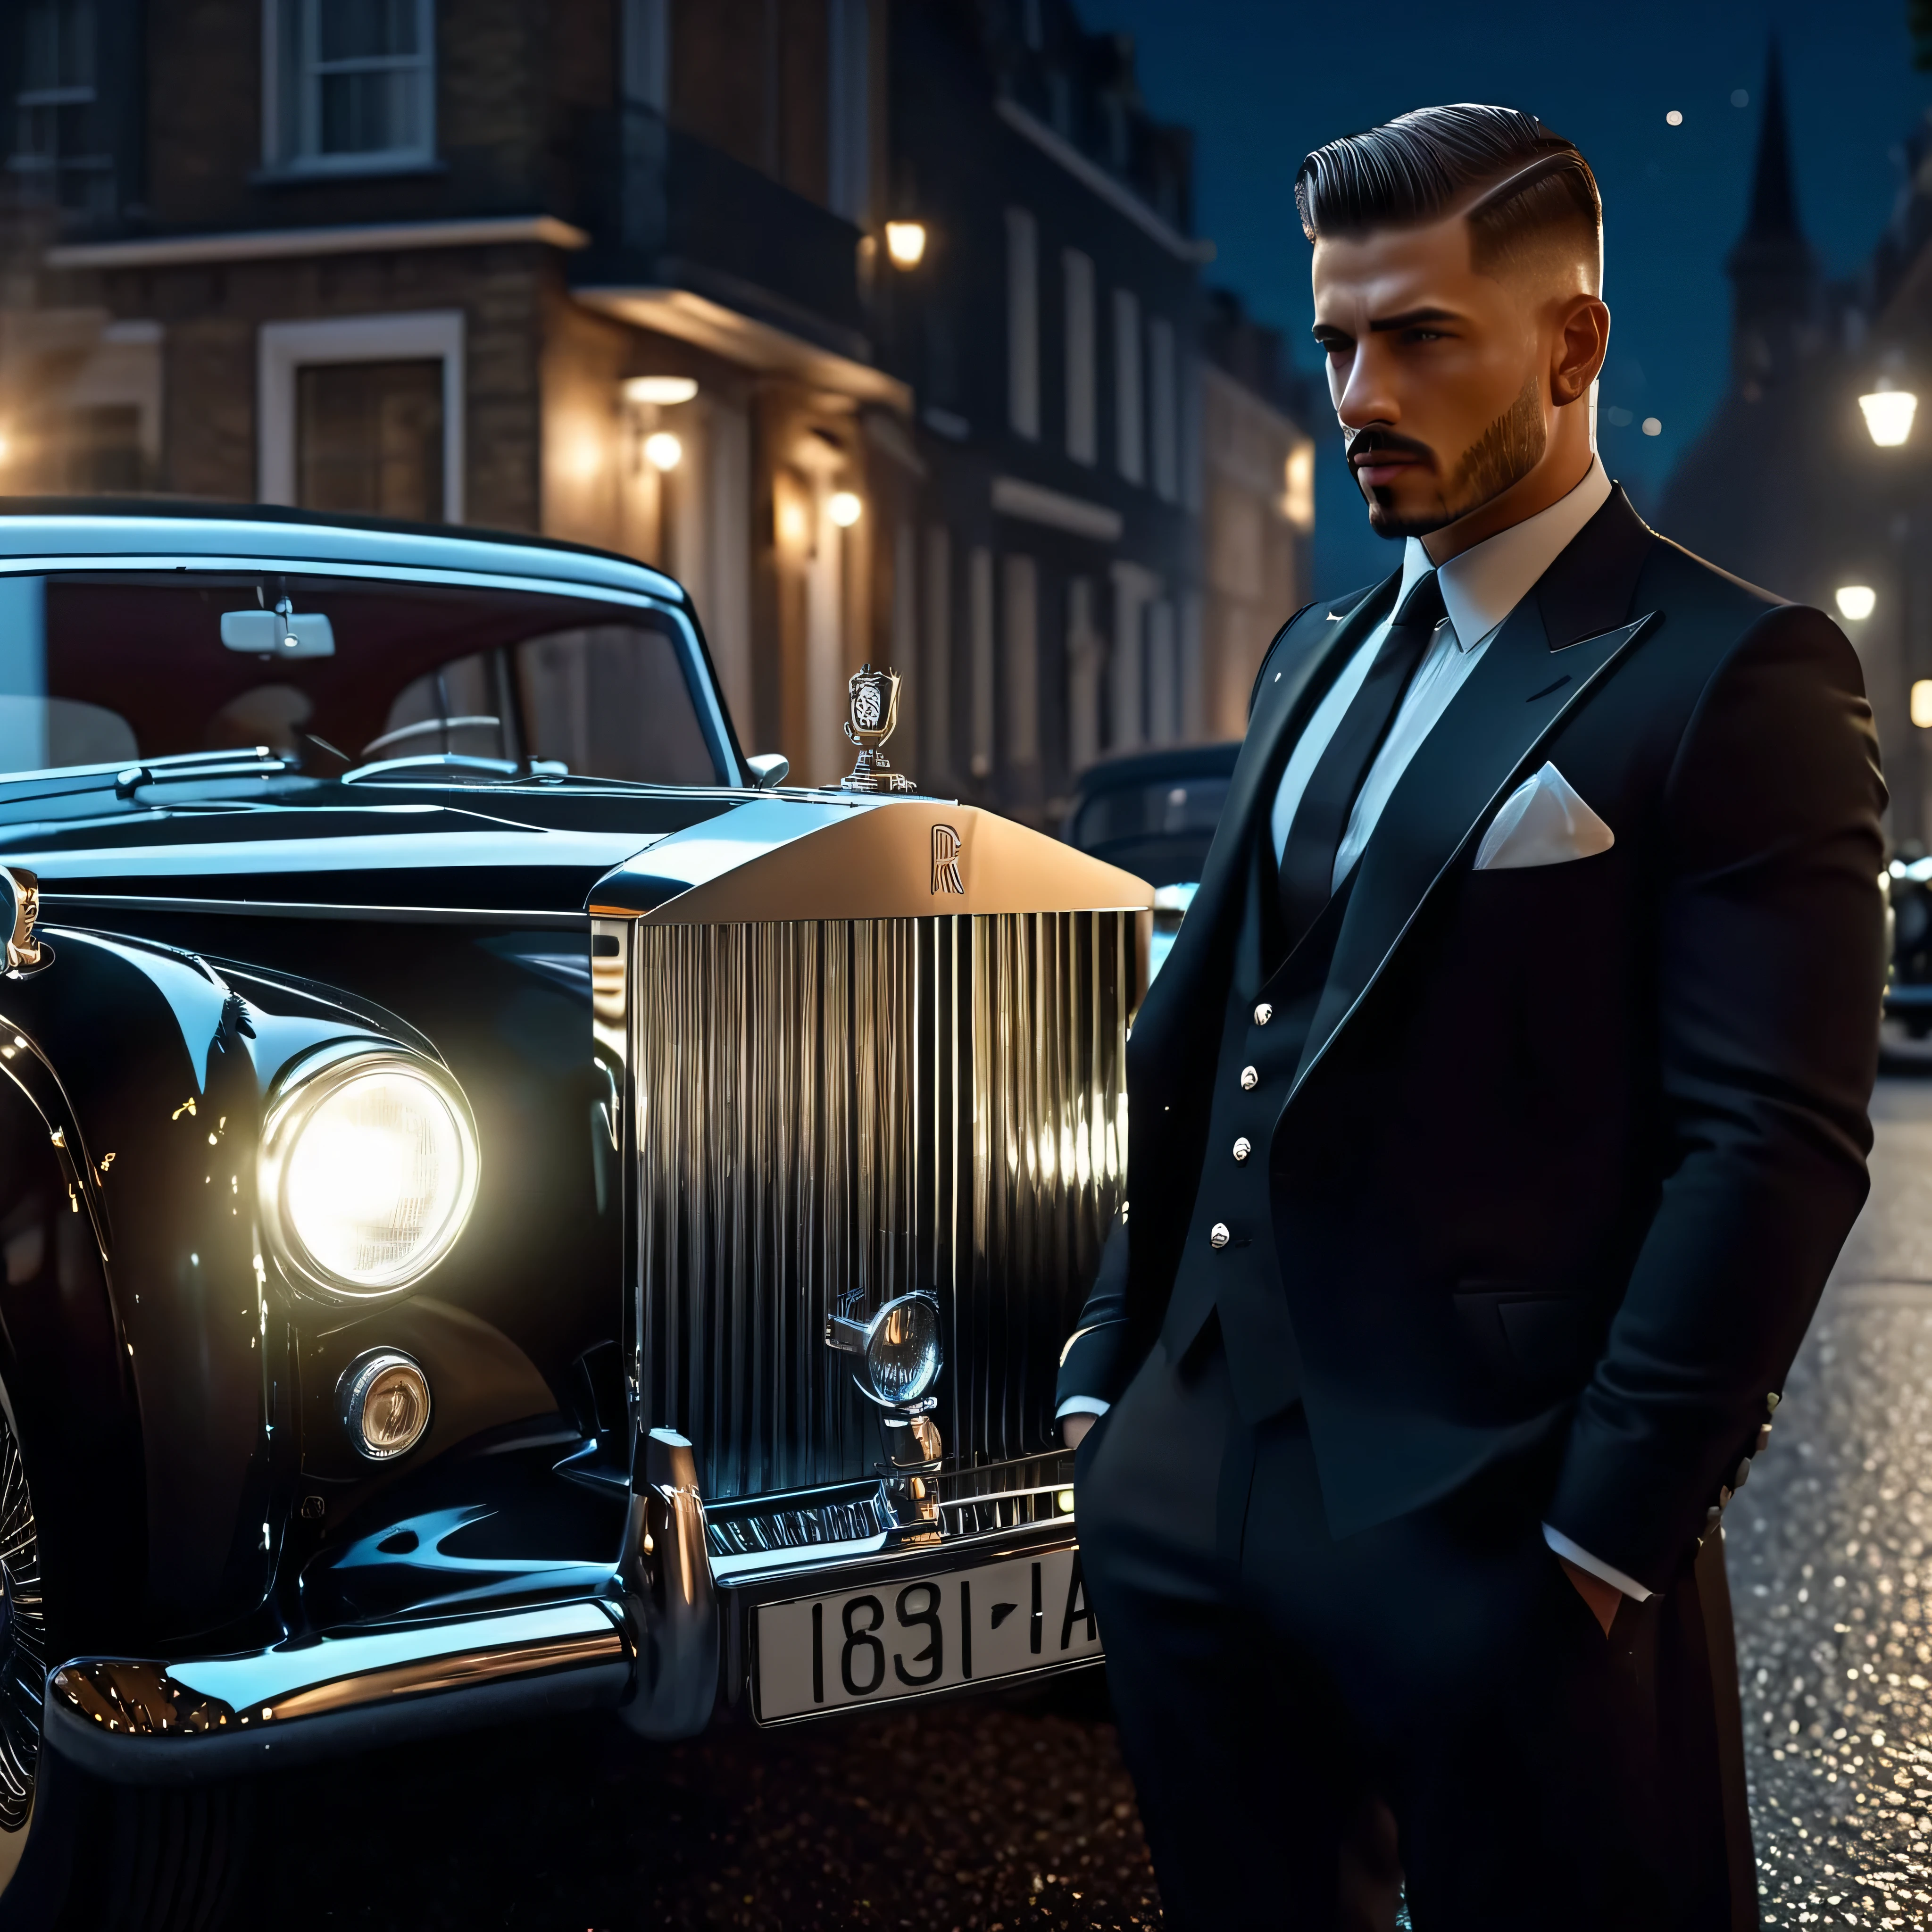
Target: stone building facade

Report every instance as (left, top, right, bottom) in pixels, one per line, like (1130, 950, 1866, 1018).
(0, 0, 1309, 811)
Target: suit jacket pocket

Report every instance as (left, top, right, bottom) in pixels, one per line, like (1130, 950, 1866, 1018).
(1453, 1284, 1595, 1389)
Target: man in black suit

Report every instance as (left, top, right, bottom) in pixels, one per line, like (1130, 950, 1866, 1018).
(1058, 105, 1886, 1930)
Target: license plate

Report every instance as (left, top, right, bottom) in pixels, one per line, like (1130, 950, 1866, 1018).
(753, 1545, 1101, 1722)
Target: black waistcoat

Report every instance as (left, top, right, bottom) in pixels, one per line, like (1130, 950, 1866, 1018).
(1157, 829, 1353, 1424)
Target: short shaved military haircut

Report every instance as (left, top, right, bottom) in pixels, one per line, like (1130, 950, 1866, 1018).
(1295, 104, 1603, 294)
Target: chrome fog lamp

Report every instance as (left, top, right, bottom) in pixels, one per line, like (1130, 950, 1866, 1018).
(825, 1292, 942, 1407)
(338, 1349, 433, 1460)
(260, 1046, 480, 1300)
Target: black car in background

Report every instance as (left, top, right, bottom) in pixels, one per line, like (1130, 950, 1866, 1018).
(1063, 743, 1238, 979)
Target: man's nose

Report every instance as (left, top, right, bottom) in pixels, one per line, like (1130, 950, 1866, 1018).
(1333, 350, 1398, 432)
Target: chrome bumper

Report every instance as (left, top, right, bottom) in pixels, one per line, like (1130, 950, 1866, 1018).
(45, 1599, 633, 1783)
(47, 1447, 1085, 1777)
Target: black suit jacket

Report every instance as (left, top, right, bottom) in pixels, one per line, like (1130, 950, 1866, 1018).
(1058, 486, 1887, 1593)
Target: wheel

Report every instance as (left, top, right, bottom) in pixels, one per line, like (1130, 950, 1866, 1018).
(0, 1379, 251, 1932)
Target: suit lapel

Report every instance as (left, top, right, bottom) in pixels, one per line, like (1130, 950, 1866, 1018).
(1284, 485, 1659, 1105)
(1133, 568, 1398, 1058)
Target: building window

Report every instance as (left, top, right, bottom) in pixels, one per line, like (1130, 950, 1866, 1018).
(1113, 288, 1143, 484)
(826, 0, 870, 222)
(620, 0, 668, 111)
(1003, 553, 1039, 768)
(1149, 316, 1178, 503)
(924, 525, 953, 782)
(296, 361, 443, 519)
(8, 0, 112, 224)
(1006, 208, 1040, 441)
(969, 545, 995, 778)
(1063, 249, 1096, 465)
(258, 312, 465, 523)
(265, 0, 436, 175)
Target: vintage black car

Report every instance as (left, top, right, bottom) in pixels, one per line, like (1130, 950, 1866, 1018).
(1063, 741, 1237, 980)
(0, 502, 1146, 1928)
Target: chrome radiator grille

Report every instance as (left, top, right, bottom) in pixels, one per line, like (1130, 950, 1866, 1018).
(629, 913, 1134, 1502)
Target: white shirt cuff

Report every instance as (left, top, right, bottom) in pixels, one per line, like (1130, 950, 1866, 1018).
(1055, 1396, 1110, 1421)
(1542, 1523, 1653, 1602)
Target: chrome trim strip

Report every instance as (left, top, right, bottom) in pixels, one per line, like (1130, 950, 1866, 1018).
(41, 898, 591, 927)
(50, 1600, 627, 1737)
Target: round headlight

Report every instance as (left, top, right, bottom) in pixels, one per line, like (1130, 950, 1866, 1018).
(261, 1047, 479, 1299)
(338, 1349, 433, 1460)
(862, 1293, 942, 1406)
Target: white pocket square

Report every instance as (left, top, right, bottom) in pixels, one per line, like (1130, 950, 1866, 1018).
(1473, 762, 1615, 871)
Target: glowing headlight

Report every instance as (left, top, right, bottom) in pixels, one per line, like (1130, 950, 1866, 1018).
(261, 1047, 479, 1299)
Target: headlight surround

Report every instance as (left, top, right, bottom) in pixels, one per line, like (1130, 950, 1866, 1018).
(260, 1045, 480, 1300)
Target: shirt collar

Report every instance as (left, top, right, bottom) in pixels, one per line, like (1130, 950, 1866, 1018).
(1400, 454, 1613, 653)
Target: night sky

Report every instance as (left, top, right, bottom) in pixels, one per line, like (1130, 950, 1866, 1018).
(1096, 0, 1932, 591)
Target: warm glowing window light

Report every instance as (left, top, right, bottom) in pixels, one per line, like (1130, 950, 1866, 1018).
(1836, 584, 1877, 622)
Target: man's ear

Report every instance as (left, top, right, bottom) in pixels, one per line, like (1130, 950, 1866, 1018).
(1551, 295, 1610, 407)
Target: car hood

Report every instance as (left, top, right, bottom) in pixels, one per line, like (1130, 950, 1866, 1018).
(0, 774, 746, 921)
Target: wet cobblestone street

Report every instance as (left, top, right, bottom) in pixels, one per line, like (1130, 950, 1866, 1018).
(1728, 1071, 1932, 1928)
(248, 1074, 1932, 1930)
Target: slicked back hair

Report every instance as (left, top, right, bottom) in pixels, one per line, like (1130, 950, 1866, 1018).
(1295, 105, 1602, 291)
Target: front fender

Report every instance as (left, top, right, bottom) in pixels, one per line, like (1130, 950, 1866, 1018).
(0, 929, 416, 1645)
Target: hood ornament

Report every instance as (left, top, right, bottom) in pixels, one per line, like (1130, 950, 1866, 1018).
(839, 664, 916, 793)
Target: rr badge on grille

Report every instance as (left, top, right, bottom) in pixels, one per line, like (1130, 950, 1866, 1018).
(931, 824, 964, 895)
(839, 663, 917, 793)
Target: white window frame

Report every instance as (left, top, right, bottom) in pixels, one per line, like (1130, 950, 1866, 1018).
(258, 310, 465, 522)
(262, 0, 437, 177)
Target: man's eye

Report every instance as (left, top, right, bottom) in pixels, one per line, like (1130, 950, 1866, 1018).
(1404, 328, 1447, 343)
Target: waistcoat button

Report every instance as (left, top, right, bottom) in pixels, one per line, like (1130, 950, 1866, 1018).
(1232, 1136, 1251, 1163)
(1209, 1223, 1231, 1249)
(1253, 1002, 1274, 1026)
(1240, 1065, 1258, 1090)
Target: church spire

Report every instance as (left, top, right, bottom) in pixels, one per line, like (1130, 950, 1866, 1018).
(1727, 37, 1817, 392)
(1743, 38, 1801, 241)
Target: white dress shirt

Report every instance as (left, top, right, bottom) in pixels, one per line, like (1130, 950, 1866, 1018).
(1269, 455, 1613, 877)
(1063, 458, 1651, 1605)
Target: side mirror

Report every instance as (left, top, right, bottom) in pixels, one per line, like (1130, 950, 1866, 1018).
(745, 753, 790, 790)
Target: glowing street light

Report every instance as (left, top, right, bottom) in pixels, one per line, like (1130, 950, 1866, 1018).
(884, 221, 928, 268)
(1915, 680, 1932, 729)
(643, 431, 683, 471)
(1835, 584, 1877, 622)
(1860, 388, 1918, 448)
(625, 375, 698, 406)
(829, 490, 863, 527)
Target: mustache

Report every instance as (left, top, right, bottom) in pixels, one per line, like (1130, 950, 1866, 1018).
(1344, 427, 1437, 468)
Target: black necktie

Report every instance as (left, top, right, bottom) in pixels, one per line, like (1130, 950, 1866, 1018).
(1277, 570, 1447, 948)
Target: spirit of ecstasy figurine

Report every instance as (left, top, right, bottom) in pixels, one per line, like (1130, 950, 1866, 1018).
(839, 663, 916, 793)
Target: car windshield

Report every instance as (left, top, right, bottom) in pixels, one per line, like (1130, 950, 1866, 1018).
(0, 569, 727, 785)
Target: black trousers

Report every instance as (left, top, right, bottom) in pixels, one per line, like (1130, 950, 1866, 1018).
(1075, 1326, 1756, 1931)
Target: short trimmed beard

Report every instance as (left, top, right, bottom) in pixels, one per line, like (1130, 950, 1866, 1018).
(1359, 373, 1548, 540)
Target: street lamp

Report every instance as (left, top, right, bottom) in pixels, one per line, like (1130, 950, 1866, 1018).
(828, 490, 863, 527)
(884, 221, 927, 268)
(625, 375, 699, 406)
(1860, 385, 1919, 448)
(643, 431, 683, 472)
(1836, 584, 1878, 621)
